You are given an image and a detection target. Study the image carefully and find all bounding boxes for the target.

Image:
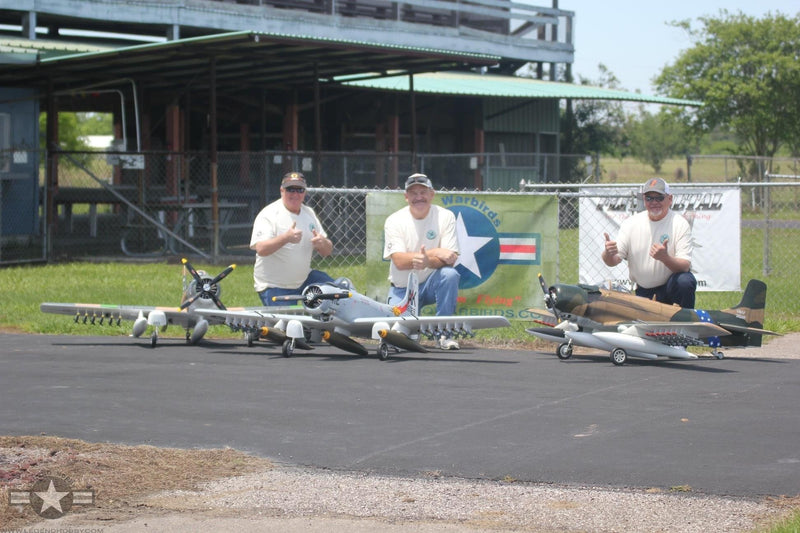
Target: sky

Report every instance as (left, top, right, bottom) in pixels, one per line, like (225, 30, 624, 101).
(563, 1, 799, 96)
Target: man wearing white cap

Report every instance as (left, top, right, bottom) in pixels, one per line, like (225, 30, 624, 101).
(383, 173, 461, 349)
(601, 177, 697, 308)
(250, 171, 334, 305)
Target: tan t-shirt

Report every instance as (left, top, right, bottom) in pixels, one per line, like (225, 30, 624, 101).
(383, 205, 459, 286)
(250, 199, 327, 291)
(616, 209, 693, 289)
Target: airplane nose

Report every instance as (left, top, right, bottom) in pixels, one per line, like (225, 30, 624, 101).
(552, 284, 589, 312)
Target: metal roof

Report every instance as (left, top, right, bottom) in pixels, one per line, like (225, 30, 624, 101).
(0, 35, 111, 65)
(340, 71, 703, 106)
(0, 31, 499, 94)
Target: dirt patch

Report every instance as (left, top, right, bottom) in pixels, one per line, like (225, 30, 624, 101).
(0, 435, 272, 531)
(2, 432, 798, 533)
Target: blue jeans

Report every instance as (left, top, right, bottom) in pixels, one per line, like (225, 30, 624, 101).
(635, 271, 697, 309)
(387, 267, 460, 316)
(258, 269, 334, 306)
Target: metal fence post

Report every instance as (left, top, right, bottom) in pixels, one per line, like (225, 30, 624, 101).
(763, 172, 771, 277)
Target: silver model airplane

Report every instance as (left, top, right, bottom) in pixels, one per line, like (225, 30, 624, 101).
(526, 274, 780, 365)
(196, 272, 510, 360)
(41, 258, 239, 347)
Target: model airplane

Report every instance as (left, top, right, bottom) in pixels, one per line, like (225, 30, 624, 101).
(41, 258, 239, 347)
(526, 274, 780, 365)
(196, 272, 510, 360)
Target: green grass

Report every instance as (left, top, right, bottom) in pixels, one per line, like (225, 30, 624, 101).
(1, 260, 260, 338)
(763, 510, 800, 533)
(0, 260, 539, 349)
(599, 155, 798, 183)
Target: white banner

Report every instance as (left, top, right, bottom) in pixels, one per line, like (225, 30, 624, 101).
(579, 188, 741, 292)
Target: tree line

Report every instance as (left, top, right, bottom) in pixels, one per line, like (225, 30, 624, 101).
(560, 9, 800, 174)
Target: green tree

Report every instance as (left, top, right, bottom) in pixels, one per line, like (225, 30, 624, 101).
(38, 112, 90, 152)
(560, 64, 628, 157)
(75, 112, 113, 137)
(627, 108, 694, 173)
(655, 10, 800, 159)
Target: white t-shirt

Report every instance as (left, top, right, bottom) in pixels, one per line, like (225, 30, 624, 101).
(250, 199, 327, 291)
(383, 205, 459, 286)
(616, 209, 693, 289)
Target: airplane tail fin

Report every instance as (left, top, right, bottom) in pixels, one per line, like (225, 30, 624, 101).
(392, 272, 420, 316)
(721, 279, 768, 347)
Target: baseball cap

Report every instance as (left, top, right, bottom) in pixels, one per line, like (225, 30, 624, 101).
(404, 173, 434, 190)
(642, 178, 670, 195)
(281, 171, 307, 188)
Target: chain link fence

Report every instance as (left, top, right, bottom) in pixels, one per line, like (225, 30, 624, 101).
(3, 149, 799, 319)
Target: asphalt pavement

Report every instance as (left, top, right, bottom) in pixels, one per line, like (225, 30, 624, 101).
(1, 333, 798, 497)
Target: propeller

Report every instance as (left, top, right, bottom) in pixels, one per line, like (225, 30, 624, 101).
(272, 285, 352, 309)
(303, 285, 325, 308)
(180, 258, 236, 310)
(537, 273, 561, 322)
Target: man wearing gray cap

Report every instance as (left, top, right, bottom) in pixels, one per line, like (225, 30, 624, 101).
(601, 178, 697, 308)
(383, 173, 461, 349)
(250, 171, 334, 305)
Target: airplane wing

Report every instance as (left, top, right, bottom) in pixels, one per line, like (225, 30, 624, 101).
(622, 321, 732, 341)
(717, 322, 782, 336)
(41, 302, 205, 328)
(193, 308, 315, 326)
(41, 303, 303, 329)
(198, 309, 509, 335)
(197, 308, 511, 358)
(352, 315, 510, 335)
(524, 308, 558, 327)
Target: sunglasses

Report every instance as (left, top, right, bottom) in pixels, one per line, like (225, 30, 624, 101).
(405, 175, 430, 188)
(644, 195, 665, 203)
(284, 187, 306, 194)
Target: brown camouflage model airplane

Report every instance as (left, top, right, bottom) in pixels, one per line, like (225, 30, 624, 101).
(526, 275, 780, 365)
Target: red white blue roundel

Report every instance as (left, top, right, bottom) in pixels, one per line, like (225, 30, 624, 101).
(449, 205, 540, 289)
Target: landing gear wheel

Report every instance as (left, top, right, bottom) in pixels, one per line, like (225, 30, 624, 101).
(245, 331, 256, 347)
(713, 350, 725, 360)
(610, 347, 627, 366)
(186, 331, 192, 345)
(377, 342, 390, 361)
(150, 330, 158, 348)
(282, 339, 294, 358)
(557, 342, 573, 360)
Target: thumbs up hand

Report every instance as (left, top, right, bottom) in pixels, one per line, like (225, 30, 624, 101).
(412, 245, 429, 270)
(650, 238, 669, 261)
(603, 232, 618, 257)
(310, 228, 326, 250)
(285, 221, 303, 244)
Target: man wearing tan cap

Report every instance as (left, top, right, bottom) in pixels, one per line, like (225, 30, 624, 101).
(383, 173, 461, 349)
(250, 171, 334, 305)
(601, 177, 697, 308)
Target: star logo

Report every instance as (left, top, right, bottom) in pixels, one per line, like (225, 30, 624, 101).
(35, 479, 70, 515)
(447, 204, 540, 289)
(9, 475, 95, 519)
(454, 211, 493, 279)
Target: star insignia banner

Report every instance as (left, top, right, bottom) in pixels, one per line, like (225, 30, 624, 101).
(365, 191, 558, 320)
